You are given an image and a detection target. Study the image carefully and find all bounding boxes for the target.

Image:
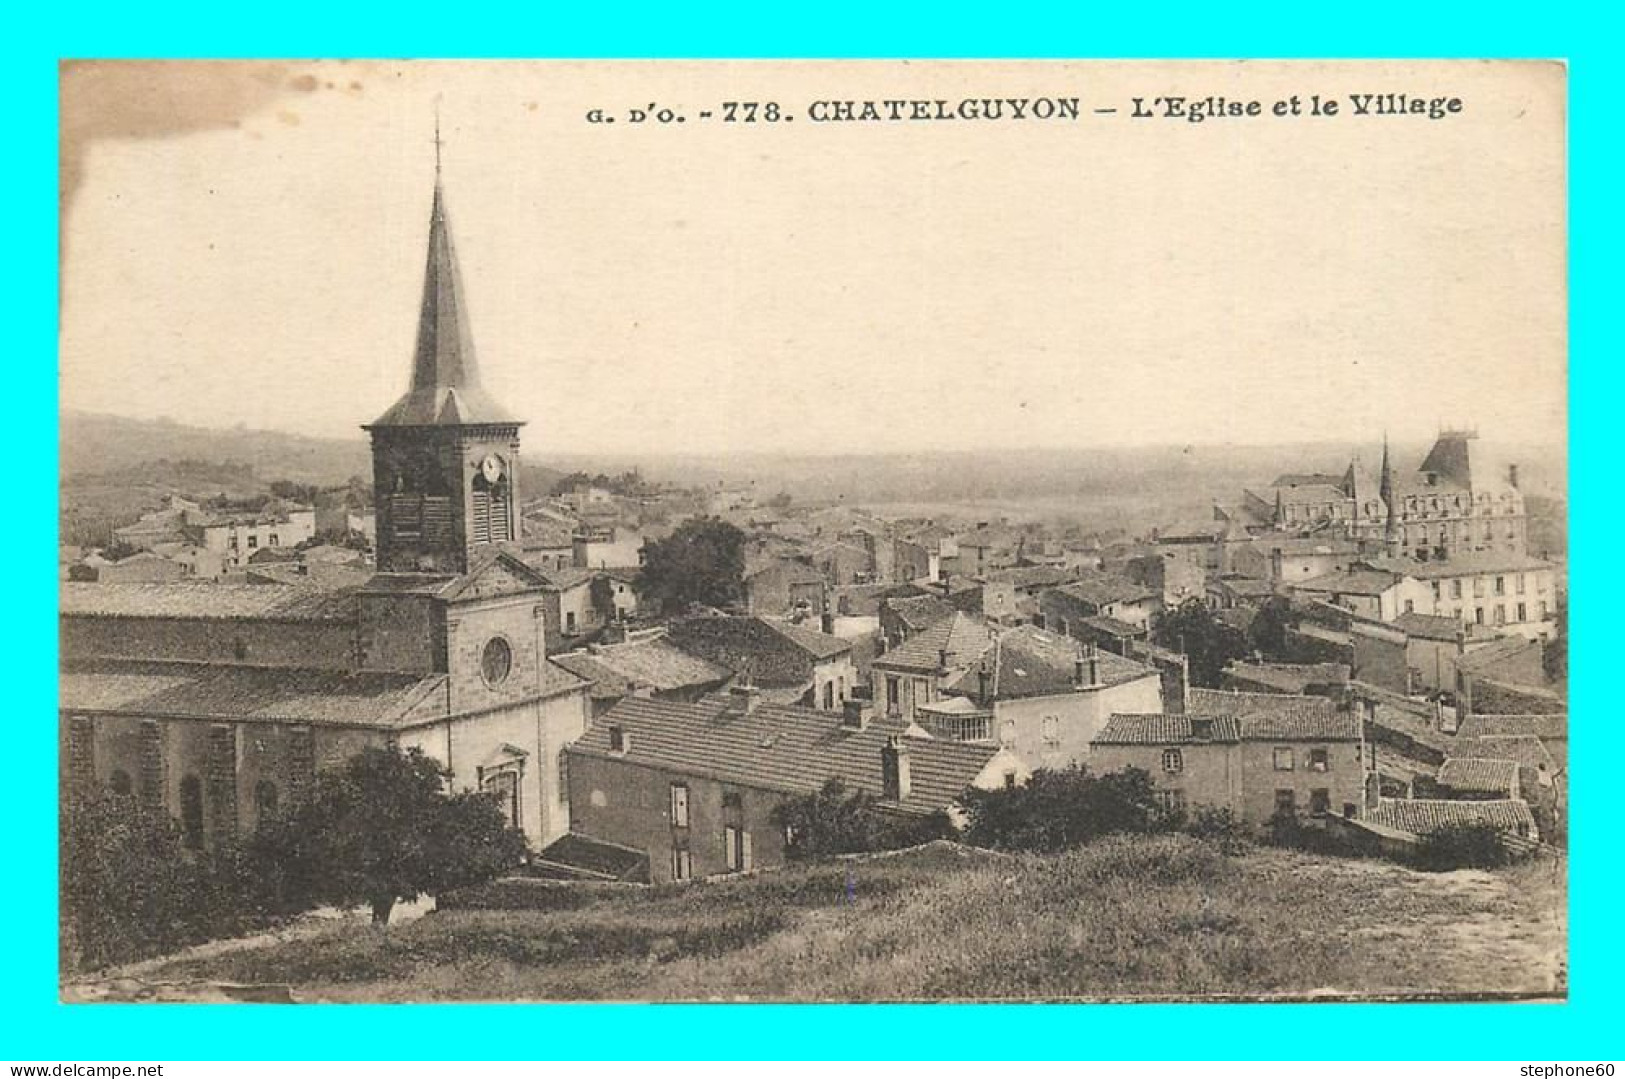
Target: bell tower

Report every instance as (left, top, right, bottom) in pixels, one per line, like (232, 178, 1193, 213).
(365, 158, 523, 576)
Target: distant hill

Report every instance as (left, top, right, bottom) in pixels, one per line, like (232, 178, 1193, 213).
(61, 411, 373, 487)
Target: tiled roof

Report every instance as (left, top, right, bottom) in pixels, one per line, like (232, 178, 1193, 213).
(1436, 757, 1520, 796)
(1271, 483, 1350, 504)
(1364, 798, 1536, 839)
(1187, 688, 1360, 741)
(1223, 662, 1349, 694)
(1370, 744, 1439, 783)
(664, 616, 848, 686)
(1367, 552, 1554, 580)
(1093, 713, 1242, 746)
(1080, 613, 1144, 638)
(1210, 576, 1276, 598)
(549, 652, 634, 701)
(59, 657, 445, 728)
(885, 594, 957, 632)
(984, 565, 1076, 591)
(1293, 569, 1399, 596)
(553, 636, 731, 694)
(572, 696, 1001, 817)
(1047, 571, 1155, 609)
(1455, 713, 1567, 745)
(744, 556, 824, 586)
(1451, 734, 1557, 774)
(1391, 612, 1471, 641)
(1454, 637, 1545, 679)
(943, 626, 1153, 702)
(872, 611, 994, 673)
(60, 582, 359, 623)
(535, 566, 597, 591)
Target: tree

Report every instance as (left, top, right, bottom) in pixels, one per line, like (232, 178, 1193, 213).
(296, 527, 371, 552)
(1247, 595, 1292, 659)
(100, 538, 142, 562)
(770, 779, 948, 859)
(60, 790, 259, 970)
(1154, 597, 1248, 688)
(253, 747, 526, 924)
(637, 516, 747, 614)
(1414, 822, 1513, 871)
(959, 765, 1164, 852)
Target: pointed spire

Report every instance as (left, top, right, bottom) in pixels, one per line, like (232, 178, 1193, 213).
(367, 112, 518, 429)
(1379, 432, 1396, 547)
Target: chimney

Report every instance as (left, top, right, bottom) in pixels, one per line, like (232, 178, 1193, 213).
(842, 699, 868, 731)
(728, 682, 761, 715)
(821, 605, 836, 636)
(1433, 698, 1444, 731)
(977, 663, 992, 706)
(1087, 643, 1100, 687)
(881, 735, 911, 801)
(938, 647, 951, 673)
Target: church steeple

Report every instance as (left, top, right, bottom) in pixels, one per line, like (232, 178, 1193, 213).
(364, 131, 524, 576)
(367, 179, 516, 428)
(1379, 432, 1397, 552)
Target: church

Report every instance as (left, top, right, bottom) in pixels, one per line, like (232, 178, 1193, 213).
(59, 171, 591, 852)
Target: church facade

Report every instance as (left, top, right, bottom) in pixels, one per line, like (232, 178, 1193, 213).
(59, 175, 591, 851)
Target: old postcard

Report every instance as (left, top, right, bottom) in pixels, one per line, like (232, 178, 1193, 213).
(58, 59, 1566, 1003)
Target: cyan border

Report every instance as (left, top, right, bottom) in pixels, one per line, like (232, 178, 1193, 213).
(9, 3, 1613, 1060)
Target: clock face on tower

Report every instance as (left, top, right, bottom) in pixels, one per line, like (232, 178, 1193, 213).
(480, 454, 505, 484)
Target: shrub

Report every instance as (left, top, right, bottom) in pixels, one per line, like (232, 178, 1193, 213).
(60, 790, 270, 971)
(959, 765, 1166, 853)
(1414, 822, 1515, 871)
(1185, 806, 1251, 855)
(771, 779, 948, 860)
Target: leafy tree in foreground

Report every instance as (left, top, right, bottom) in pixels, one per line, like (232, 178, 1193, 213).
(960, 765, 1164, 852)
(253, 746, 526, 925)
(637, 516, 747, 614)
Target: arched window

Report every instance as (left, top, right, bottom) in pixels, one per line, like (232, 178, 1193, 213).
(255, 780, 279, 822)
(179, 775, 204, 850)
(109, 769, 132, 796)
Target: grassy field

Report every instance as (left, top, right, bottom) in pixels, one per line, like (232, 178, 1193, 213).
(75, 837, 1566, 1003)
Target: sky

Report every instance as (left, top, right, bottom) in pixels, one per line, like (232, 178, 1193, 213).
(58, 60, 1567, 458)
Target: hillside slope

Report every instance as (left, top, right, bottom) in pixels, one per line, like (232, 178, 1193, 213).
(79, 836, 1565, 1003)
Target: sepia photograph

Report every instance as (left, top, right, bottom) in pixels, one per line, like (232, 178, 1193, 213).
(56, 59, 1567, 1005)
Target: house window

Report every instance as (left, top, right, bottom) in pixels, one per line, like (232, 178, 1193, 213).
(1539, 601, 1549, 619)
(1309, 789, 1331, 816)
(1450, 580, 1462, 599)
(1041, 716, 1061, 748)
(268, 533, 279, 547)
(247, 535, 258, 549)
(1516, 602, 1527, 623)
(1494, 604, 1506, 626)
(669, 783, 690, 828)
(1494, 576, 1505, 596)
(1472, 577, 1485, 598)
(1308, 748, 1329, 773)
(1162, 748, 1183, 774)
(1475, 607, 1485, 625)
(1273, 747, 1294, 771)
(565, 611, 578, 635)
(885, 676, 901, 718)
(1517, 574, 1526, 594)
(823, 682, 835, 710)
(609, 726, 626, 753)
(671, 847, 692, 881)
(109, 769, 132, 796)
(1431, 582, 1441, 600)
(1274, 789, 1296, 817)
(180, 775, 204, 850)
(1003, 770, 1018, 789)
(1000, 719, 1017, 748)
(255, 780, 280, 822)
(724, 826, 752, 872)
(1404, 599, 1414, 614)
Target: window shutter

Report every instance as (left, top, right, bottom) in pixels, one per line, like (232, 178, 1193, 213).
(742, 830, 753, 871)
